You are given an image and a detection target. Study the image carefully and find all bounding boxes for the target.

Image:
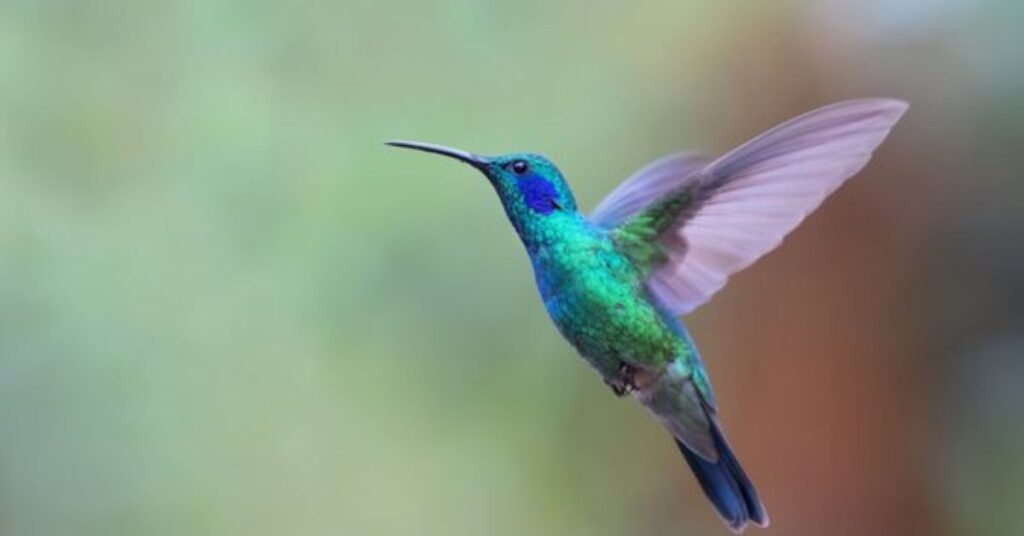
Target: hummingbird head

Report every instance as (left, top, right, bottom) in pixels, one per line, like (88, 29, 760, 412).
(387, 140, 579, 242)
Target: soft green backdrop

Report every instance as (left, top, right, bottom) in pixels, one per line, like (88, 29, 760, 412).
(2, 1, 1022, 535)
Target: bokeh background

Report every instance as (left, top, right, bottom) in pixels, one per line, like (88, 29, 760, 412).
(1, 1, 1022, 535)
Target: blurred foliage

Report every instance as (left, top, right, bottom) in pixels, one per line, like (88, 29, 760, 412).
(0, 1, 1022, 535)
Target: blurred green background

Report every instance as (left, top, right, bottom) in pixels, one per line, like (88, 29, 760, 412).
(1, 1, 1022, 535)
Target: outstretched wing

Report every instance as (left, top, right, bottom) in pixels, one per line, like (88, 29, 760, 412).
(592, 99, 908, 316)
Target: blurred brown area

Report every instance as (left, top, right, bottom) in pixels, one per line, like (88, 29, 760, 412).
(709, 18, 941, 536)
(685, 5, 1022, 535)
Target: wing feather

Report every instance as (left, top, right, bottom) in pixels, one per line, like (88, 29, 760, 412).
(590, 152, 710, 228)
(593, 99, 908, 316)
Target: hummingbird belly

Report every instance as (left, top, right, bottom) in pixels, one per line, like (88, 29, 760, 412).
(534, 239, 683, 381)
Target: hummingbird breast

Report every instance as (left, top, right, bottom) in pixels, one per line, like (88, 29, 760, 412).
(530, 224, 683, 380)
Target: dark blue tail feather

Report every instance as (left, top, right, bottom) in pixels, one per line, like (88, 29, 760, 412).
(675, 420, 767, 532)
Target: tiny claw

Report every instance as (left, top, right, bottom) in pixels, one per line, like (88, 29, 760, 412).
(605, 362, 638, 397)
(605, 378, 629, 397)
(620, 362, 638, 390)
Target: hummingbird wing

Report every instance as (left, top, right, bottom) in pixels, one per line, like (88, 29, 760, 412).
(589, 151, 711, 226)
(591, 99, 908, 316)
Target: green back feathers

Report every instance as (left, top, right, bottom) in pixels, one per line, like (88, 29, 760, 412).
(611, 187, 694, 275)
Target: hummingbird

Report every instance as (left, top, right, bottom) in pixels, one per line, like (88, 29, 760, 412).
(388, 99, 907, 532)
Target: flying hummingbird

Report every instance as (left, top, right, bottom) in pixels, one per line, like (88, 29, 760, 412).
(388, 99, 907, 532)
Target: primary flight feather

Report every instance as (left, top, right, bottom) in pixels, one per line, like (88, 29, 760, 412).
(388, 98, 908, 532)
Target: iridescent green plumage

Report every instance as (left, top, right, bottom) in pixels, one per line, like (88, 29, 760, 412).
(526, 210, 694, 382)
(516, 194, 717, 451)
(612, 187, 695, 276)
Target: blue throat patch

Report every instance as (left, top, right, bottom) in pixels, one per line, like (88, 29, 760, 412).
(517, 175, 559, 215)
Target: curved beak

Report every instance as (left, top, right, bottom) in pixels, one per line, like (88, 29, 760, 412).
(386, 140, 490, 171)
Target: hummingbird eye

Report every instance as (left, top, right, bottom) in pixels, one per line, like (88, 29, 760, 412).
(510, 160, 529, 175)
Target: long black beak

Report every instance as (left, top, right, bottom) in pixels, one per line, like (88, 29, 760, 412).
(386, 140, 490, 171)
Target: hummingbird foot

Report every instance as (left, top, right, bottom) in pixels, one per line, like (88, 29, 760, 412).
(605, 362, 638, 397)
(605, 379, 629, 397)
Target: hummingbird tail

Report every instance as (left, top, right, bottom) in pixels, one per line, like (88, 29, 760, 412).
(637, 357, 768, 531)
(675, 418, 769, 533)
